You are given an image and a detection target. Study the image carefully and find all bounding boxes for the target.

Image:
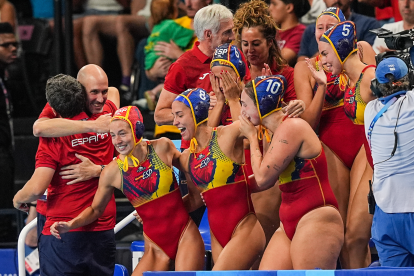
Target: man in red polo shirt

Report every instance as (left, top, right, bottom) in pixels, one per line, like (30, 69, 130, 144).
(14, 66, 120, 275)
(155, 4, 236, 142)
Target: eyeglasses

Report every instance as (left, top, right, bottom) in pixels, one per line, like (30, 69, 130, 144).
(0, 42, 18, 48)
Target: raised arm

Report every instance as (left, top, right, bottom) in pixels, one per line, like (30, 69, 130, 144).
(239, 116, 303, 191)
(208, 73, 226, 127)
(50, 161, 120, 239)
(294, 59, 327, 129)
(221, 71, 242, 122)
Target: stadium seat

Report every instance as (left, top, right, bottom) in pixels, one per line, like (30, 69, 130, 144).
(130, 240, 145, 270)
(114, 264, 129, 276)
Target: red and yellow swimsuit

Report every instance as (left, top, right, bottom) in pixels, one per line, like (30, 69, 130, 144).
(313, 56, 366, 169)
(117, 141, 190, 259)
(343, 65, 376, 168)
(278, 147, 338, 240)
(188, 128, 255, 247)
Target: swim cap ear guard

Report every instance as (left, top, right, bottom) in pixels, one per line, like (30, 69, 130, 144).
(174, 88, 210, 153)
(111, 106, 145, 171)
(252, 75, 287, 142)
(211, 43, 246, 80)
(320, 21, 358, 90)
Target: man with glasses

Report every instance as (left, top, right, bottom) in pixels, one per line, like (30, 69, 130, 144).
(0, 22, 17, 209)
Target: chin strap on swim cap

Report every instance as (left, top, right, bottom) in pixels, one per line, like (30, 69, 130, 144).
(258, 125, 271, 143)
(320, 21, 358, 91)
(122, 137, 143, 172)
(111, 106, 145, 172)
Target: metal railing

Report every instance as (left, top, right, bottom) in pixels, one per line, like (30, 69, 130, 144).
(17, 211, 137, 276)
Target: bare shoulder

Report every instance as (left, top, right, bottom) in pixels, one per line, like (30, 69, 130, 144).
(151, 137, 176, 153)
(101, 159, 121, 188)
(279, 117, 314, 135)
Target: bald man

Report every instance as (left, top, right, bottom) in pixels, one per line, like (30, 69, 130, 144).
(22, 67, 119, 275)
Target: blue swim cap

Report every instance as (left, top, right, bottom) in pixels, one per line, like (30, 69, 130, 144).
(317, 7, 346, 23)
(320, 21, 358, 65)
(252, 75, 287, 120)
(174, 88, 210, 128)
(211, 43, 246, 80)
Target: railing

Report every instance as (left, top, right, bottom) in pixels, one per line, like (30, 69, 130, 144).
(17, 211, 137, 276)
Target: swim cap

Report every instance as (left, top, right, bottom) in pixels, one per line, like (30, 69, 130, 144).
(252, 75, 287, 142)
(211, 43, 246, 80)
(111, 106, 145, 171)
(316, 7, 346, 23)
(320, 21, 357, 64)
(253, 75, 287, 119)
(174, 88, 210, 153)
(320, 21, 358, 90)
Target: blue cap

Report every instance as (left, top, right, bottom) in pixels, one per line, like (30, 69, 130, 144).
(317, 7, 346, 23)
(320, 21, 358, 64)
(211, 43, 246, 80)
(252, 75, 287, 120)
(376, 57, 409, 84)
(174, 88, 210, 127)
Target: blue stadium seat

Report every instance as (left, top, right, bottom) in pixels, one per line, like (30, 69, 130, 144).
(114, 264, 129, 276)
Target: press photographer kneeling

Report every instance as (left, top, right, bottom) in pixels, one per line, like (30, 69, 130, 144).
(365, 57, 414, 267)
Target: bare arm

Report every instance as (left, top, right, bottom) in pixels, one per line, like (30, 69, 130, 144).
(207, 73, 226, 127)
(358, 41, 377, 66)
(154, 88, 178, 125)
(239, 116, 304, 191)
(13, 167, 55, 211)
(221, 71, 242, 122)
(130, 0, 145, 14)
(50, 162, 119, 238)
(294, 59, 327, 129)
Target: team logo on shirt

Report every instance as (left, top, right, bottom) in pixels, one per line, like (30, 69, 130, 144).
(200, 157, 211, 169)
(71, 133, 108, 147)
(142, 168, 153, 180)
(137, 166, 146, 173)
(197, 154, 205, 160)
(199, 73, 209, 80)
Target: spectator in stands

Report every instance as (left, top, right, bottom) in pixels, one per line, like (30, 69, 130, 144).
(154, 4, 233, 134)
(372, 0, 414, 53)
(82, 0, 151, 97)
(269, 0, 310, 66)
(300, 0, 326, 25)
(142, 0, 194, 110)
(359, 0, 402, 25)
(297, 0, 380, 61)
(0, 22, 17, 209)
(137, 0, 210, 107)
(15, 69, 119, 275)
(365, 57, 414, 267)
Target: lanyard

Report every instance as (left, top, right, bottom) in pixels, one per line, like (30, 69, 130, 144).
(0, 78, 14, 148)
(367, 97, 398, 149)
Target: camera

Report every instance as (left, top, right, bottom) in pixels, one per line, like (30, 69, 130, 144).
(370, 28, 414, 95)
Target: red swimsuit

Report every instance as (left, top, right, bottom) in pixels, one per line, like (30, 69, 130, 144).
(278, 147, 338, 240)
(117, 141, 190, 259)
(188, 128, 255, 247)
(313, 56, 366, 169)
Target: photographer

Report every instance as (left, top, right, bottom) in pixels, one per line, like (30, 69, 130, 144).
(365, 57, 414, 267)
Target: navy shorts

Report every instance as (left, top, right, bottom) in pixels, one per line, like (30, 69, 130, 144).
(372, 205, 414, 267)
(39, 230, 115, 276)
(36, 212, 46, 240)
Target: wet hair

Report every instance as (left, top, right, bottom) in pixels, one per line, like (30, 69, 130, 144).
(233, 0, 286, 71)
(194, 4, 233, 41)
(244, 81, 257, 104)
(150, 0, 177, 25)
(378, 75, 410, 97)
(280, 0, 310, 19)
(46, 74, 85, 118)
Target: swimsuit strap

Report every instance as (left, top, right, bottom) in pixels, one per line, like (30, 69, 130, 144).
(362, 64, 376, 73)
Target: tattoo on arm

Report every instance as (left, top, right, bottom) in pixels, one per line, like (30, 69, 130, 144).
(279, 139, 288, 144)
(283, 155, 290, 165)
(273, 164, 281, 172)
